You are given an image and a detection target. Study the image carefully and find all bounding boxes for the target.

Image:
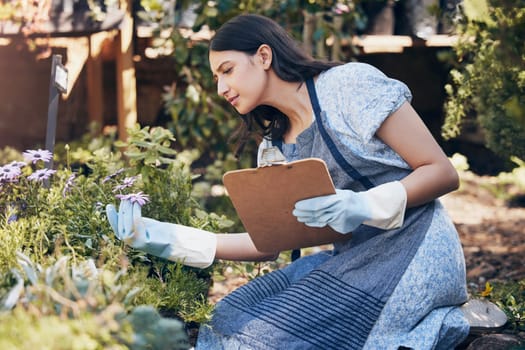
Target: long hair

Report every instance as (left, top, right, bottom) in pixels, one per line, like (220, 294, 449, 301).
(209, 14, 341, 157)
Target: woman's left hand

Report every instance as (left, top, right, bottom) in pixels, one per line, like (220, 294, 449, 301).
(293, 181, 407, 234)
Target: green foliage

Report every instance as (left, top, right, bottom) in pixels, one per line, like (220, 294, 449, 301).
(115, 125, 194, 224)
(455, 153, 525, 203)
(483, 157, 525, 203)
(0, 254, 192, 349)
(0, 308, 129, 350)
(190, 153, 249, 232)
(0, 254, 134, 349)
(0, 125, 234, 347)
(0, 148, 122, 272)
(474, 280, 525, 332)
(442, 0, 525, 160)
(126, 305, 191, 350)
(129, 263, 213, 324)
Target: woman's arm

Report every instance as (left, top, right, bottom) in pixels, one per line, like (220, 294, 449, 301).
(376, 101, 459, 208)
(215, 232, 280, 261)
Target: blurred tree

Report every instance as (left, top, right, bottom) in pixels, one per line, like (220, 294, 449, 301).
(442, 0, 525, 161)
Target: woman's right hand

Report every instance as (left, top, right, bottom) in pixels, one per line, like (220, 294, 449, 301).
(106, 200, 217, 268)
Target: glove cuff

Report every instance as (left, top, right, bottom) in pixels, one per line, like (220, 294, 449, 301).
(362, 180, 407, 230)
(168, 225, 217, 269)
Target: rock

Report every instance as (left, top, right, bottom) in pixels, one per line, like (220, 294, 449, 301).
(461, 299, 508, 334)
(465, 334, 523, 350)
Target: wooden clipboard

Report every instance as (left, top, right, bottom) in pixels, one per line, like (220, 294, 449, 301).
(222, 158, 351, 252)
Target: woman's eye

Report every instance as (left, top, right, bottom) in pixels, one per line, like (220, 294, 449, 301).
(224, 67, 232, 74)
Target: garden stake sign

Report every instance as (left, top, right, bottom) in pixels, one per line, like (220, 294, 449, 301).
(44, 54, 68, 184)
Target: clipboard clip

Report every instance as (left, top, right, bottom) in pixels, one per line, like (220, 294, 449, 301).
(259, 146, 287, 167)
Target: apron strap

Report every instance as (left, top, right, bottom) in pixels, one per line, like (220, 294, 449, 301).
(272, 139, 283, 153)
(306, 77, 374, 190)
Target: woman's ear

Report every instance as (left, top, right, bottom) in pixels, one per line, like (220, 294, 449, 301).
(256, 44, 272, 70)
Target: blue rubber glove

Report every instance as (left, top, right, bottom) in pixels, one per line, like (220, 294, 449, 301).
(106, 200, 216, 268)
(293, 181, 407, 234)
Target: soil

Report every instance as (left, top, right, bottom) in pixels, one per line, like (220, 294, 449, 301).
(441, 171, 525, 285)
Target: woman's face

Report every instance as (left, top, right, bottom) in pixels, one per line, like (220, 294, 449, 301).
(209, 49, 269, 115)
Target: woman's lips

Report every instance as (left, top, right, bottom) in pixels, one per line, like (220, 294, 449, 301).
(228, 95, 239, 106)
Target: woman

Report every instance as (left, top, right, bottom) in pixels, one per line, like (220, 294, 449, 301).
(107, 14, 470, 349)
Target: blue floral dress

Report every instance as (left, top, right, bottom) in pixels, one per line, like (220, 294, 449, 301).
(196, 62, 469, 349)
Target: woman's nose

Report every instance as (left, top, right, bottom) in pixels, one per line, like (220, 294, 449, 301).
(217, 78, 229, 96)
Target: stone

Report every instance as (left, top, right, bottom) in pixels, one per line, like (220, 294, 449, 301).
(465, 334, 523, 350)
(461, 299, 508, 334)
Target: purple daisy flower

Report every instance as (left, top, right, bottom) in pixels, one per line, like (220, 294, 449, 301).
(112, 176, 137, 192)
(7, 213, 17, 224)
(23, 149, 53, 164)
(0, 163, 22, 181)
(62, 173, 76, 197)
(28, 168, 57, 182)
(116, 192, 150, 206)
(102, 168, 126, 183)
(9, 161, 27, 168)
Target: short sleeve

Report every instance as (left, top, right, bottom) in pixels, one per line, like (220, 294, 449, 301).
(318, 63, 412, 143)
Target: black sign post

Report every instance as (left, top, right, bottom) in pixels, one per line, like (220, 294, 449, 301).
(44, 54, 68, 186)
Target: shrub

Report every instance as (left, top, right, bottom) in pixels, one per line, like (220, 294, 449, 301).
(442, 0, 525, 160)
(0, 125, 232, 348)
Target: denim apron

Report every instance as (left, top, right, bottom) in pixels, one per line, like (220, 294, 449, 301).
(196, 78, 467, 349)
